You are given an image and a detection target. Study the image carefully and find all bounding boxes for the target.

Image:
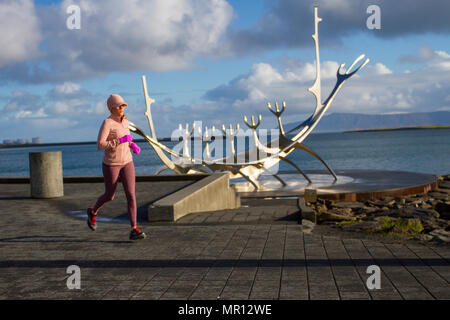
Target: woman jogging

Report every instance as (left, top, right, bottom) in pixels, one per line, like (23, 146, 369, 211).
(87, 94, 146, 240)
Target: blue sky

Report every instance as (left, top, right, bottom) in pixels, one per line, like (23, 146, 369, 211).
(1, 0, 449, 142)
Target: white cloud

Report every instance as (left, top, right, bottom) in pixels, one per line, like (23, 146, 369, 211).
(47, 97, 93, 116)
(435, 50, 450, 59)
(92, 100, 107, 115)
(49, 101, 71, 115)
(0, 0, 42, 68)
(2, 90, 44, 119)
(401, 46, 450, 71)
(429, 51, 450, 70)
(367, 63, 393, 75)
(5, 0, 233, 82)
(54, 82, 82, 95)
(197, 49, 450, 129)
(14, 108, 47, 119)
(2, 83, 95, 121)
(27, 118, 79, 130)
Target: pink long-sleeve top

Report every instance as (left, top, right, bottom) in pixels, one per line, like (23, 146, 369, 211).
(97, 115, 133, 166)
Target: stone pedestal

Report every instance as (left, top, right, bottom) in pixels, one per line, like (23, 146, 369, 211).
(298, 197, 317, 224)
(29, 151, 64, 198)
(148, 173, 240, 222)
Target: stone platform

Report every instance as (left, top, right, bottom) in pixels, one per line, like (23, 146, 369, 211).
(235, 170, 439, 201)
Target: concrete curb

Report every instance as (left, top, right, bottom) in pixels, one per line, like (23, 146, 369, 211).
(148, 173, 241, 222)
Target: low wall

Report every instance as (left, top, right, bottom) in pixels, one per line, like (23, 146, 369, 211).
(148, 173, 241, 222)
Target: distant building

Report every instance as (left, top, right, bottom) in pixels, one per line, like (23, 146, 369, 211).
(3, 139, 13, 145)
(32, 137, 43, 144)
(15, 139, 30, 145)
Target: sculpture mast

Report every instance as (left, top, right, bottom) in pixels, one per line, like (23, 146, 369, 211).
(308, 6, 323, 119)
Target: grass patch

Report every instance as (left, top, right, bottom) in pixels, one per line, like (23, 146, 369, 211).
(336, 220, 360, 228)
(377, 217, 423, 237)
(382, 218, 396, 231)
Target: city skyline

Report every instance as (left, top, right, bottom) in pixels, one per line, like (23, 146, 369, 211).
(2, 137, 43, 145)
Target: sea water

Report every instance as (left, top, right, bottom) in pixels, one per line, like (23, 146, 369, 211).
(0, 128, 449, 177)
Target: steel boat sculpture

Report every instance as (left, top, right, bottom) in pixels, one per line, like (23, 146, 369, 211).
(128, 6, 370, 190)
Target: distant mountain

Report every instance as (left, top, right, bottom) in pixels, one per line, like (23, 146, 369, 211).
(284, 111, 450, 133)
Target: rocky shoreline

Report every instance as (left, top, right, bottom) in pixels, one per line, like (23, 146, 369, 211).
(306, 174, 450, 244)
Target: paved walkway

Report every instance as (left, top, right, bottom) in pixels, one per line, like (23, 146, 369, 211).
(0, 182, 449, 300)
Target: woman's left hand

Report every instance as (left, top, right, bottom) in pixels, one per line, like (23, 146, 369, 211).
(130, 142, 141, 155)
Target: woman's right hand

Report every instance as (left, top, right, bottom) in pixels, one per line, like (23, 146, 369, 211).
(130, 142, 141, 155)
(118, 134, 133, 144)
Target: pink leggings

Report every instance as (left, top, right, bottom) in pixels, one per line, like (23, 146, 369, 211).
(92, 161, 137, 227)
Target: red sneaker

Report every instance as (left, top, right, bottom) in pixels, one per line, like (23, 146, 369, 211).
(87, 208, 97, 231)
(129, 227, 146, 240)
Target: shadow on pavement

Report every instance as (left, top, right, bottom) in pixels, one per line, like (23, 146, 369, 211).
(0, 258, 447, 268)
(0, 235, 130, 244)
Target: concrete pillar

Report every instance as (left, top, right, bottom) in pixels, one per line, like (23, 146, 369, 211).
(29, 151, 64, 198)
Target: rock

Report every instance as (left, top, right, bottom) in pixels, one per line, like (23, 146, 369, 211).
(405, 198, 422, 205)
(414, 234, 434, 242)
(330, 207, 353, 216)
(361, 206, 379, 215)
(317, 198, 326, 203)
(339, 221, 381, 232)
(392, 208, 440, 219)
(313, 203, 328, 212)
(374, 215, 389, 222)
(370, 207, 390, 216)
(421, 218, 449, 233)
(429, 229, 450, 243)
(366, 199, 395, 208)
(365, 200, 380, 207)
(385, 200, 396, 207)
(435, 202, 450, 219)
(324, 199, 333, 208)
(427, 192, 449, 201)
(318, 211, 357, 222)
(439, 181, 450, 189)
(437, 188, 450, 196)
(420, 203, 433, 209)
(331, 201, 366, 210)
(416, 208, 441, 219)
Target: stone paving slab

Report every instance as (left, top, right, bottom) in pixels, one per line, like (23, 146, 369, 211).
(0, 182, 449, 300)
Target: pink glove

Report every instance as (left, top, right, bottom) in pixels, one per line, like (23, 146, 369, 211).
(130, 142, 141, 155)
(118, 134, 133, 144)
